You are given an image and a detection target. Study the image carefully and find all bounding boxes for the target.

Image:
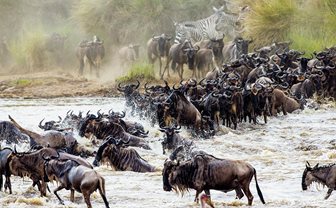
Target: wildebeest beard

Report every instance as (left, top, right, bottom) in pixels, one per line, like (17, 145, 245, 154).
(168, 160, 203, 195)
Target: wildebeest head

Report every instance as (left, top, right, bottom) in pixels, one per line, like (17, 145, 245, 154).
(159, 124, 181, 153)
(78, 114, 98, 138)
(92, 137, 128, 167)
(38, 116, 62, 131)
(302, 161, 324, 191)
(117, 80, 141, 96)
(235, 37, 252, 56)
(184, 45, 199, 70)
(162, 160, 178, 191)
(153, 34, 171, 57)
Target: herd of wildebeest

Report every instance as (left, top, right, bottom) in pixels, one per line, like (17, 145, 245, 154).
(0, 33, 336, 207)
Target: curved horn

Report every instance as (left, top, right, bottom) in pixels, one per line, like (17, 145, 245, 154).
(117, 111, 126, 118)
(86, 110, 91, 116)
(135, 80, 140, 89)
(58, 116, 62, 123)
(66, 110, 71, 116)
(97, 109, 102, 117)
(39, 118, 45, 129)
(117, 83, 125, 92)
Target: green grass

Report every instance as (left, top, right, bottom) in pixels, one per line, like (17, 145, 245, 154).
(116, 62, 155, 82)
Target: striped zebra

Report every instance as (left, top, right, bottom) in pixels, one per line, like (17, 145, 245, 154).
(174, 6, 247, 44)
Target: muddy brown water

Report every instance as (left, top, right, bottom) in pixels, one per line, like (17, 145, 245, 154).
(0, 97, 336, 208)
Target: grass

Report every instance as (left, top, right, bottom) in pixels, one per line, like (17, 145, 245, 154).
(116, 62, 156, 82)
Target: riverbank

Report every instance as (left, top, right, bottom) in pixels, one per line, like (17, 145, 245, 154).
(0, 71, 123, 98)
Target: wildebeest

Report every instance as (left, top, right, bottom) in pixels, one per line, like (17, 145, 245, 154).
(302, 161, 336, 199)
(147, 34, 172, 79)
(162, 90, 202, 131)
(5, 147, 92, 196)
(78, 114, 151, 150)
(93, 137, 155, 172)
(9, 115, 91, 156)
(162, 154, 265, 205)
(76, 35, 105, 77)
(38, 116, 63, 131)
(0, 147, 12, 193)
(118, 44, 140, 66)
(195, 48, 217, 79)
(43, 154, 109, 208)
(270, 89, 303, 115)
(222, 37, 252, 63)
(44, 33, 67, 68)
(0, 121, 29, 144)
(163, 40, 197, 80)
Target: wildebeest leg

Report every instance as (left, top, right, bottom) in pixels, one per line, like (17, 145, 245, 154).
(0, 174, 3, 191)
(241, 182, 254, 205)
(4, 175, 12, 194)
(70, 189, 75, 202)
(83, 192, 93, 208)
(54, 185, 65, 205)
(180, 65, 184, 80)
(325, 188, 333, 199)
(194, 190, 202, 203)
(79, 58, 84, 75)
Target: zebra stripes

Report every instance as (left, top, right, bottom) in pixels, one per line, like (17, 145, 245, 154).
(174, 6, 243, 44)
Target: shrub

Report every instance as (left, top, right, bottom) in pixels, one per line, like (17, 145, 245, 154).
(116, 62, 155, 82)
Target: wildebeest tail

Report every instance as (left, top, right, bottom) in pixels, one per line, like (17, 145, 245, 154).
(254, 168, 265, 204)
(98, 176, 110, 208)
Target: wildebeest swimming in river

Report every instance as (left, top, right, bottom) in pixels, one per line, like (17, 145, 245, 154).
(162, 154, 265, 205)
(0, 121, 29, 144)
(76, 35, 105, 78)
(302, 161, 336, 199)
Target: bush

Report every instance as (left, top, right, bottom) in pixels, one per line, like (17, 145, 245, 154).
(116, 62, 155, 82)
(9, 30, 48, 71)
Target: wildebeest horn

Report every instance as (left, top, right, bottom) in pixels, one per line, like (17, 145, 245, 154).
(135, 80, 140, 89)
(159, 122, 169, 130)
(66, 110, 71, 116)
(172, 84, 179, 90)
(97, 109, 102, 117)
(58, 116, 62, 123)
(39, 118, 45, 129)
(116, 138, 130, 146)
(117, 83, 125, 92)
(306, 161, 311, 168)
(86, 110, 91, 116)
(173, 125, 182, 130)
(116, 111, 126, 118)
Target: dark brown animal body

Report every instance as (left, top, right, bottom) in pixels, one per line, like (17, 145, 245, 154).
(302, 162, 336, 199)
(76, 36, 105, 77)
(147, 34, 172, 79)
(44, 158, 109, 208)
(162, 155, 265, 205)
(0, 148, 12, 193)
(271, 89, 301, 115)
(163, 90, 202, 130)
(9, 116, 91, 156)
(93, 138, 155, 172)
(78, 114, 151, 150)
(5, 147, 92, 196)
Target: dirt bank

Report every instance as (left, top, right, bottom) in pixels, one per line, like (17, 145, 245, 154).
(0, 71, 120, 98)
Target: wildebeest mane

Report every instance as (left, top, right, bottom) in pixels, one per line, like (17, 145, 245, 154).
(170, 160, 197, 194)
(104, 144, 153, 172)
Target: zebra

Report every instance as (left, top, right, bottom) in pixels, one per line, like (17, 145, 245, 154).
(174, 6, 248, 44)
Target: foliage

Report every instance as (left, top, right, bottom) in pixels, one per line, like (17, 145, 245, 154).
(116, 62, 155, 82)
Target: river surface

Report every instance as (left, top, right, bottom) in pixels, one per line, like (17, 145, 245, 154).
(0, 97, 336, 208)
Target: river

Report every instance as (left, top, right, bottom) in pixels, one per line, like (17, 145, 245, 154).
(0, 97, 335, 208)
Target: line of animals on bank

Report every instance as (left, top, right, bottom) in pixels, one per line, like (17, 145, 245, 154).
(0, 46, 335, 207)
